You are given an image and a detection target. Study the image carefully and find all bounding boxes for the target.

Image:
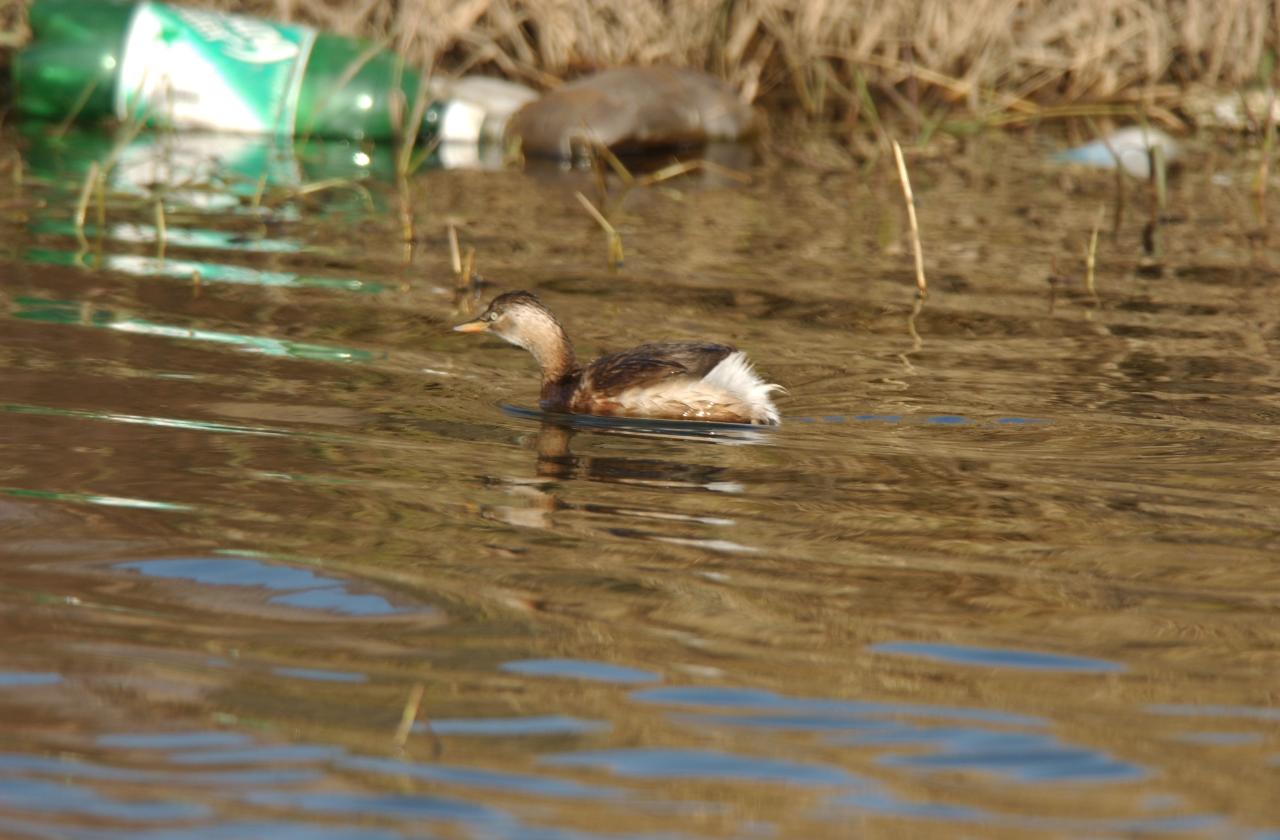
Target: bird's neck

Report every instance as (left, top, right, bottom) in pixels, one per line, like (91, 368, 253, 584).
(534, 341, 576, 386)
(515, 316, 576, 385)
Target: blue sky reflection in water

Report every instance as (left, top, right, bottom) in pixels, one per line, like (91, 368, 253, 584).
(0, 127, 1277, 838)
(116, 557, 429, 618)
(869, 640, 1127, 673)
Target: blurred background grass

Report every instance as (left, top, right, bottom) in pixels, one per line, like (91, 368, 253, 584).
(1, 0, 1277, 125)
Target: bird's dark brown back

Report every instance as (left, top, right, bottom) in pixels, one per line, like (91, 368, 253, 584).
(582, 342, 735, 397)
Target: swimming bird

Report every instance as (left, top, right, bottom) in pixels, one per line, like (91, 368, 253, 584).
(453, 291, 781, 425)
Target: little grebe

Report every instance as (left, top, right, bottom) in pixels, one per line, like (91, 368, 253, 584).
(454, 291, 781, 425)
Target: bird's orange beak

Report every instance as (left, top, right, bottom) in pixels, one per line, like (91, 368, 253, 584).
(452, 318, 490, 334)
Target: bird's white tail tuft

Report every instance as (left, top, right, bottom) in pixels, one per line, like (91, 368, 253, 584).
(703, 351, 783, 425)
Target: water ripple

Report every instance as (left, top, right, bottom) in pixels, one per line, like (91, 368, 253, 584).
(501, 659, 661, 685)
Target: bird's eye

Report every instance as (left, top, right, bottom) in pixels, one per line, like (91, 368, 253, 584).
(485, 311, 498, 322)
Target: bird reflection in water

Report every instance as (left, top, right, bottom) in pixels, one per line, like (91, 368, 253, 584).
(479, 413, 758, 538)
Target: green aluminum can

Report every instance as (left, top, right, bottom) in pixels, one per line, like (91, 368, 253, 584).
(14, 0, 442, 141)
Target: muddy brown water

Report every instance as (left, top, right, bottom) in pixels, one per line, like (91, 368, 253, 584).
(0, 127, 1277, 839)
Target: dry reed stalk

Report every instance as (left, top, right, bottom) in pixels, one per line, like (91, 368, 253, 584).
(590, 142, 753, 211)
(73, 161, 99, 247)
(1109, 158, 1126, 242)
(52, 75, 101, 139)
(70, 92, 155, 245)
(291, 178, 375, 211)
(988, 103, 1174, 128)
(461, 246, 477, 288)
(1254, 88, 1278, 197)
(892, 139, 926, 353)
(592, 141, 634, 185)
(249, 173, 267, 211)
(586, 143, 613, 208)
(634, 159, 752, 188)
(1085, 206, 1103, 305)
(93, 170, 106, 231)
(1150, 141, 1167, 211)
(852, 53, 1038, 116)
(393, 27, 437, 177)
(154, 198, 166, 261)
(393, 682, 425, 750)
(905, 292, 925, 351)
(574, 191, 624, 268)
(396, 176, 414, 252)
(850, 67, 885, 147)
(603, 155, 754, 217)
(447, 221, 462, 275)
(446, 222, 479, 291)
(404, 133, 443, 177)
(1083, 115, 1130, 241)
(101, 102, 151, 178)
(1145, 133, 1164, 260)
(891, 140, 927, 298)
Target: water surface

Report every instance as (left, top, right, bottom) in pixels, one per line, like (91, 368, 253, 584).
(0, 127, 1277, 838)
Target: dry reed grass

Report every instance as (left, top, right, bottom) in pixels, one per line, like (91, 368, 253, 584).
(4, 0, 1277, 123)
(194, 1, 1276, 116)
